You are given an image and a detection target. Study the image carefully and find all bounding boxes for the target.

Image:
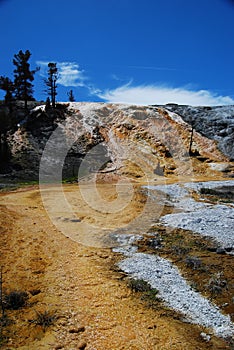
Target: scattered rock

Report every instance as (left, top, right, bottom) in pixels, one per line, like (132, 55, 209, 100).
(207, 246, 217, 252)
(147, 324, 157, 329)
(97, 252, 110, 259)
(29, 289, 41, 296)
(200, 332, 211, 342)
(69, 326, 85, 334)
(225, 246, 233, 252)
(222, 303, 229, 307)
(77, 340, 87, 349)
(216, 247, 226, 254)
(208, 162, 231, 172)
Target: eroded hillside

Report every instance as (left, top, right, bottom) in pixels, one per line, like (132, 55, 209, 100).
(7, 103, 234, 181)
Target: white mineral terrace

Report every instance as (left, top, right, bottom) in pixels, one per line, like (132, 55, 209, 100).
(116, 180, 234, 338)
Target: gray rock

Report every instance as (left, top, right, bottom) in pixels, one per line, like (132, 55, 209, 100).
(216, 247, 226, 254)
(200, 332, 211, 342)
(164, 104, 234, 159)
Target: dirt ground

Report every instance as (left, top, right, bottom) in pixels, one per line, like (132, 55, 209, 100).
(0, 182, 232, 349)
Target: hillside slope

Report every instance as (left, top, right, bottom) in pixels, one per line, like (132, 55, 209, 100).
(6, 103, 234, 181)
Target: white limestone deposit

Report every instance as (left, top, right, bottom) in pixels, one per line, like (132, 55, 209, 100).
(146, 180, 234, 249)
(119, 253, 234, 338)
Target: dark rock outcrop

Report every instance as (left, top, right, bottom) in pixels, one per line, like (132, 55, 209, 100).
(162, 104, 234, 160)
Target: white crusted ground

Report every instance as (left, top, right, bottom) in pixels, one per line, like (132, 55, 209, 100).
(146, 180, 234, 249)
(119, 253, 234, 338)
(116, 180, 234, 338)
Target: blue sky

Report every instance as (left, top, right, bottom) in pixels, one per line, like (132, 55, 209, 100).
(0, 0, 234, 105)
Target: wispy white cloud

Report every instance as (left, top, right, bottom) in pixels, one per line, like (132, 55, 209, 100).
(111, 74, 122, 81)
(127, 65, 178, 71)
(111, 74, 132, 83)
(87, 84, 102, 95)
(36, 60, 49, 76)
(57, 62, 86, 87)
(36, 61, 87, 87)
(98, 84, 234, 106)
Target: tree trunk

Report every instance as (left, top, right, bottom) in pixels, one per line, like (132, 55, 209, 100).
(0, 130, 2, 158)
(189, 126, 194, 155)
(52, 80, 56, 108)
(24, 78, 28, 109)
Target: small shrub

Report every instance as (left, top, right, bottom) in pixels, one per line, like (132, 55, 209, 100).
(200, 187, 215, 195)
(0, 315, 12, 327)
(147, 237, 162, 249)
(0, 333, 7, 347)
(55, 103, 69, 111)
(185, 256, 202, 270)
(200, 187, 234, 202)
(0, 315, 13, 346)
(128, 278, 152, 293)
(141, 288, 160, 303)
(30, 310, 57, 332)
(171, 245, 190, 256)
(127, 278, 160, 308)
(206, 272, 227, 296)
(4, 290, 28, 310)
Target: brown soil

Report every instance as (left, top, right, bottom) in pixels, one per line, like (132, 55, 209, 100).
(0, 183, 232, 349)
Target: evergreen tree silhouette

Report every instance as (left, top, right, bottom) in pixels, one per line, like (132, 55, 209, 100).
(45, 63, 58, 108)
(45, 97, 51, 111)
(0, 76, 15, 108)
(68, 89, 75, 102)
(13, 50, 39, 109)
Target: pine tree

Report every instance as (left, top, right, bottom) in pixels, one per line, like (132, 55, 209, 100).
(45, 63, 58, 108)
(67, 89, 75, 102)
(0, 76, 15, 107)
(13, 50, 39, 109)
(0, 106, 12, 164)
(0, 77, 14, 164)
(45, 97, 51, 111)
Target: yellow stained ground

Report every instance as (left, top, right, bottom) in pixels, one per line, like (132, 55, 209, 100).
(0, 181, 232, 349)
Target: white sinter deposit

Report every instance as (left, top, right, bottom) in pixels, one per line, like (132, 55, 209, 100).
(119, 253, 234, 338)
(147, 180, 234, 249)
(117, 180, 234, 338)
(161, 204, 234, 248)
